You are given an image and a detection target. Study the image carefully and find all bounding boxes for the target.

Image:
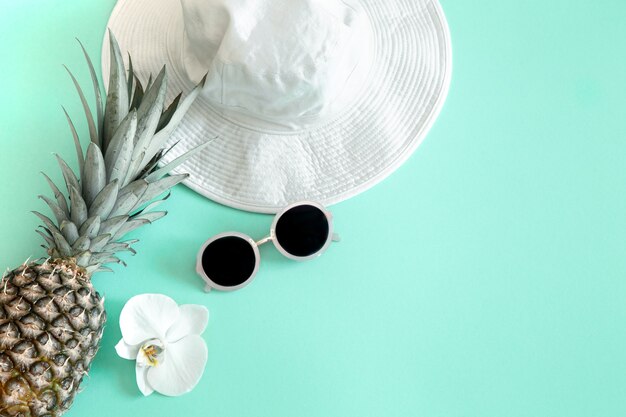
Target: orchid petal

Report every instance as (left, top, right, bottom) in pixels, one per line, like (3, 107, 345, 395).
(147, 335, 208, 397)
(136, 362, 154, 396)
(119, 294, 180, 345)
(166, 304, 209, 343)
(115, 339, 139, 360)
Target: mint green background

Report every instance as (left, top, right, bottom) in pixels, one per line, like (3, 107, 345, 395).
(1, 1, 626, 416)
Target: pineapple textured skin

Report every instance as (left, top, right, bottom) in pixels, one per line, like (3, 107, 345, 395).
(0, 260, 104, 416)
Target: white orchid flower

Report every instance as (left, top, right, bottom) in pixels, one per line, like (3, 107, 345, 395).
(115, 294, 209, 396)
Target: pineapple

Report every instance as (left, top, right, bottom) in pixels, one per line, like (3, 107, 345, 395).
(0, 33, 207, 416)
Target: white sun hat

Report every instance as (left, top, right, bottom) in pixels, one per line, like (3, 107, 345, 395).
(103, 0, 451, 213)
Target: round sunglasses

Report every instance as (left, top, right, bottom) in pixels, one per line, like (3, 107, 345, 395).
(196, 201, 340, 292)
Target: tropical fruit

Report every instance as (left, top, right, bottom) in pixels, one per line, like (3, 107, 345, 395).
(0, 33, 206, 416)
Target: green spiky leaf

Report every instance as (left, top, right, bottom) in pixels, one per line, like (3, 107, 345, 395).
(38, 195, 68, 225)
(64, 65, 98, 146)
(78, 216, 101, 239)
(144, 141, 211, 182)
(90, 234, 112, 252)
(103, 256, 127, 267)
(110, 180, 148, 217)
(112, 219, 150, 241)
(61, 107, 85, 173)
(142, 74, 206, 166)
(89, 180, 119, 219)
(125, 67, 168, 184)
(55, 154, 80, 196)
(130, 75, 145, 110)
(127, 53, 134, 104)
(99, 215, 128, 237)
(76, 251, 92, 267)
(33, 211, 72, 257)
(41, 172, 69, 216)
(69, 186, 88, 227)
(132, 193, 169, 217)
(105, 110, 137, 184)
(157, 93, 181, 131)
(103, 241, 135, 253)
(59, 220, 79, 245)
(103, 31, 130, 148)
(134, 211, 167, 223)
(82, 143, 107, 207)
(77, 38, 104, 142)
(72, 236, 91, 252)
(132, 174, 188, 212)
(36, 228, 55, 248)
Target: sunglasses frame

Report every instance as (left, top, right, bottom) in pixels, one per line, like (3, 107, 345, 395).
(196, 201, 338, 292)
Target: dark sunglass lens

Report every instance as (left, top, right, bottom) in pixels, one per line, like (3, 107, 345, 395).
(275, 204, 329, 257)
(201, 236, 256, 287)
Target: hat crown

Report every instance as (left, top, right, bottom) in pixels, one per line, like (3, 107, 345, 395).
(181, 0, 372, 129)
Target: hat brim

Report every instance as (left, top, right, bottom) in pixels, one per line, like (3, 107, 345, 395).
(103, 0, 452, 213)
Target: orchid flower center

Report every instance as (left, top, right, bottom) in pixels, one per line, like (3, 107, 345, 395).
(139, 339, 165, 368)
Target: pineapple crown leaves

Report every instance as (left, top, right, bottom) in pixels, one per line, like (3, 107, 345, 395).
(35, 32, 210, 275)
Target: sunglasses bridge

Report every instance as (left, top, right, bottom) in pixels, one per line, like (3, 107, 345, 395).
(256, 233, 341, 247)
(255, 236, 273, 246)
